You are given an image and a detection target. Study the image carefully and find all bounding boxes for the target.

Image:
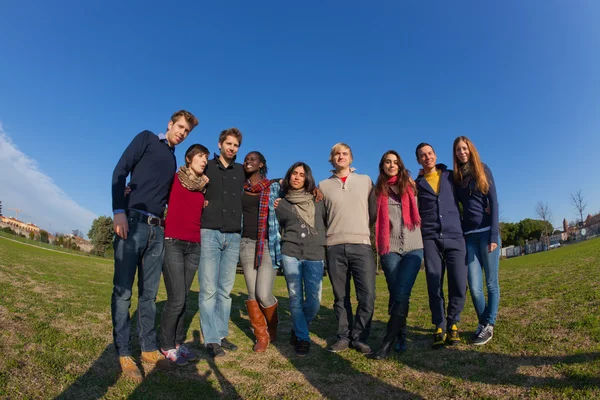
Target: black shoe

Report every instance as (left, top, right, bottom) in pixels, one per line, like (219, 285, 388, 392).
(473, 324, 494, 346)
(327, 339, 350, 353)
(290, 330, 297, 347)
(394, 329, 407, 352)
(446, 324, 461, 346)
(432, 328, 446, 349)
(295, 340, 310, 357)
(206, 343, 226, 358)
(351, 340, 373, 355)
(220, 338, 238, 351)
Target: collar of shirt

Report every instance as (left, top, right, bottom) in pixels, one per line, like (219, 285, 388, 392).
(158, 133, 175, 153)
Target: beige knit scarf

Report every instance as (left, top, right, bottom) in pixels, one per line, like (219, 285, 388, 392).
(177, 166, 208, 192)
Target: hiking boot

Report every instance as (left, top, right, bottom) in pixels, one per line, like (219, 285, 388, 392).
(206, 343, 226, 358)
(119, 356, 142, 382)
(295, 340, 310, 357)
(446, 324, 461, 346)
(289, 330, 297, 347)
(432, 328, 446, 349)
(176, 343, 197, 361)
(142, 350, 174, 370)
(327, 338, 350, 353)
(473, 324, 494, 346)
(220, 338, 238, 352)
(471, 324, 485, 342)
(351, 340, 373, 355)
(161, 348, 188, 367)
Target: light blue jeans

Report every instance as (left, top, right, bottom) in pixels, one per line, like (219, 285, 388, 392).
(466, 232, 501, 326)
(281, 255, 324, 342)
(198, 229, 241, 345)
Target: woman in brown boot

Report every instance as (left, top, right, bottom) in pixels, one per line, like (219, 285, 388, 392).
(239, 152, 282, 352)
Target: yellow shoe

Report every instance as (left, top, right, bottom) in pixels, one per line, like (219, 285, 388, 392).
(446, 324, 461, 346)
(119, 356, 143, 382)
(141, 350, 174, 370)
(432, 328, 447, 349)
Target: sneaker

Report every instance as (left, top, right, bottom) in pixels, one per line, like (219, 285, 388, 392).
(351, 340, 373, 355)
(471, 324, 485, 342)
(446, 324, 461, 346)
(176, 343, 197, 361)
(295, 340, 310, 357)
(289, 330, 297, 347)
(161, 348, 188, 367)
(432, 328, 447, 349)
(473, 324, 494, 346)
(119, 356, 143, 382)
(327, 338, 350, 353)
(206, 343, 226, 358)
(220, 338, 238, 351)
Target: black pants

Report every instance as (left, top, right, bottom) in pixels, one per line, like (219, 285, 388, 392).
(159, 238, 200, 350)
(423, 237, 467, 330)
(326, 244, 376, 342)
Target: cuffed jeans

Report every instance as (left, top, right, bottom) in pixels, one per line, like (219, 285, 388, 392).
(160, 238, 200, 350)
(380, 249, 424, 315)
(239, 238, 277, 308)
(198, 229, 241, 345)
(111, 219, 165, 356)
(466, 233, 501, 326)
(327, 244, 376, 342)
(423, 237, 467, 331)
(282, 255, 324, 342)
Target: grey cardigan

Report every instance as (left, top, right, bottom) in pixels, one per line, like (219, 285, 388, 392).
(275, 199, 327, 261)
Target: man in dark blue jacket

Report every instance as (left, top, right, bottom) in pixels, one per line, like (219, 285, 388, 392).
(415, 143, 467, 349)
(111, 110, 198, 381)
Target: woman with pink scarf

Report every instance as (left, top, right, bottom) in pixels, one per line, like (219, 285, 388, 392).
(372, 150, 423, 360)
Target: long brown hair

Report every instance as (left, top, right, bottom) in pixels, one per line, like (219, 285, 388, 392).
(375, 150, 414, 197)
(453, 136, 489, 194)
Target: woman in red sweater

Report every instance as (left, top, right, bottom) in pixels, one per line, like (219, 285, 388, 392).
(159, 144, 209, 366)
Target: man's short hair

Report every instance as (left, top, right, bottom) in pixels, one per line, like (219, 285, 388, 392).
(329, 142, 353, 167)
(171, 110, 199, 129)
(218, 128, 243, 146)
(415, 142, 435, 159)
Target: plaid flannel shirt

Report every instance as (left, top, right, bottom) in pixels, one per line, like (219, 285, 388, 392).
(267, 182, 283, 268)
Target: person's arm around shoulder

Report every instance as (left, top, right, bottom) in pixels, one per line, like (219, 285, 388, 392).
(485, 164, 500, 252)
(368, 180, 377, 227)
(112, 131, 151, 239)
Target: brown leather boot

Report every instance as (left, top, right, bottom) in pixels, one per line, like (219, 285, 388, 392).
(246, 300, 269, 352)
(119, 356, 143, 382)
(260, 299, 279, 343)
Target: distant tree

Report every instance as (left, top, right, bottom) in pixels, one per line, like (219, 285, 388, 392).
(500, 222, 518, 247)
(534, 201, 553, 248)
(29, 232, 35, 240)
(40, 230, 49, 244)
(570, 189, 587, 227)
(72, 229, 83, 238)
(88, 216, 114, 257)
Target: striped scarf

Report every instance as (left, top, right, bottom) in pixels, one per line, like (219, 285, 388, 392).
(244, 178, 272, 268)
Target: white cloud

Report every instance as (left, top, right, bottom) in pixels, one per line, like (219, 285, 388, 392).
(0, 124, 97, 237)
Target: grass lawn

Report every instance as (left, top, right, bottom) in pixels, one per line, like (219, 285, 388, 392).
(0, 236, 599, 399)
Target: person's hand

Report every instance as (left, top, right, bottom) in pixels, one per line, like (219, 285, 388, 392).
(124, 185, 132, 196)
(418, 168, 424, 176)
(313, 188, 324, 202)
(488, 243, 498, 253)
(114, 213, 129, 240)
(274, 198, 281, 209)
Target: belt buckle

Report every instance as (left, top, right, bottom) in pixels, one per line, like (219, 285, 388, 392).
(147, 216, 159, 226)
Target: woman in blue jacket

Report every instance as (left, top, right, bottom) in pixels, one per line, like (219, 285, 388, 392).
(453, 136, 500, 346)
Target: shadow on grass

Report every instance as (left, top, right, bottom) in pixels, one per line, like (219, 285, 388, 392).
(55, 298, 240, 400)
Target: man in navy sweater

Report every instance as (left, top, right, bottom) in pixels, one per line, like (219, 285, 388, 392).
(111, 110, 198, 381)
(414, 143, 467, 349)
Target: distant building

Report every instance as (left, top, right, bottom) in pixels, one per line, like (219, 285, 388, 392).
(0, 216, 41, 235)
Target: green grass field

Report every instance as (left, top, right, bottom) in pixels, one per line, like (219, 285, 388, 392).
(0, 236, 599, 399)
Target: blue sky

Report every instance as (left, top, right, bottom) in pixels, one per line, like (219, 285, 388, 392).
(1, 1, 599, 235)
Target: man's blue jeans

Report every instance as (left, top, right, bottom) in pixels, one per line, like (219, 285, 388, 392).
(380, 249, 424, 315)
(198, 229, 241, 345)
(281, 255, 324, 342)
(466, 232, 501, 326)
(111, 219, 165, 356)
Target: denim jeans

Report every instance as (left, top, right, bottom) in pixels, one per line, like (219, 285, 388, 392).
(198, 229, 241, 345)
(111, 219, 165, 356)
(466, 232, 501, 326)
(327, 244, 376, 342)
(240, 238, 277, 307)
(281, 255, 324, 341)
(380, 249, 424, 315)
(159, 238, 200, 350)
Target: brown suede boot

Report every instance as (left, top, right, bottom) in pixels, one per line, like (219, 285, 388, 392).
(246, 300, 269, 352)
(119, 356, 143, 382)
(260, 299, 279, 343)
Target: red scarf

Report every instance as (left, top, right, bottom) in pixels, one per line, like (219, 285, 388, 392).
(244, 178, 271, 268)
(375, 176, 421, 255)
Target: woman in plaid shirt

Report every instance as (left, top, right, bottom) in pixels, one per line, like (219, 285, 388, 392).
(240, 151, 283, 352)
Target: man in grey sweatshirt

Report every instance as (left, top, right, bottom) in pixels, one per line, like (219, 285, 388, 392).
(318, 143, 377, 354)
